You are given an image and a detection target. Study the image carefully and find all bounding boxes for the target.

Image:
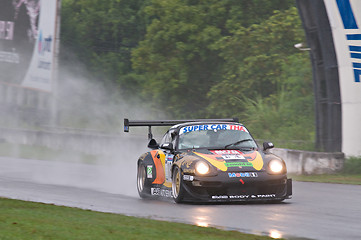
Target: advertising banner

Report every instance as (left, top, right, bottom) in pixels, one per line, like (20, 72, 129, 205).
(324, 0, 361, 156)
(0, 0, 57, 92)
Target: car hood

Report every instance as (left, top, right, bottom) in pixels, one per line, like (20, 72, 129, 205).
(181, 149, 266, 172)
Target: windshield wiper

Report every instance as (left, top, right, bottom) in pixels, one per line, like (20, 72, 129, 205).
(225, 139, 253, 149)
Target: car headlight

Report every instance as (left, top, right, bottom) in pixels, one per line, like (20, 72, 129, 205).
(195, 161, 210, 175)
(268, 159, 284, 174)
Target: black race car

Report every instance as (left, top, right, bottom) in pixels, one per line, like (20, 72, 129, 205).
(124, 118, 292, 203)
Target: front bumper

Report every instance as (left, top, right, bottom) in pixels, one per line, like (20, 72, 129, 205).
(182, 171, 292, 202)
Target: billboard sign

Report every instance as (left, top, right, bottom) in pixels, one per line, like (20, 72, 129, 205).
(324, 0, 361, 156)
(0, 0, 57, 92)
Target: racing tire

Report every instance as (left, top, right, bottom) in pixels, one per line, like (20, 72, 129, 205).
(137, 163, 149, 198)
(172, 166, 185, 203)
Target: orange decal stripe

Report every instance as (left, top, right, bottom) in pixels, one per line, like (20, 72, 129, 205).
(151, 150, 166, 184)
(247, 151, 264, 171)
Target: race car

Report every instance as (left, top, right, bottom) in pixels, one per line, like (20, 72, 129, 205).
(124, 118, 292, 203)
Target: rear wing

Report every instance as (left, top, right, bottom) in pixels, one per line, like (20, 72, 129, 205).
(124, 118, 239, 139)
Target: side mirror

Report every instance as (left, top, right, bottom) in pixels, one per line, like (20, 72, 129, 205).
(148, 139, 159, 149)
(160, 143, 174, 151)
(263, 141, 274, 151)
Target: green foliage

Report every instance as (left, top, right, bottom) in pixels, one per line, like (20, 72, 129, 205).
(132, 0, 227, 117)
(60, 0, 315, 149)
(207, 7, 307, 116)
(61, 0, 149, 91)
(342, 157, 361, 174)
(131, 1, 298, 118)
(203, 7, 314, 147)
(239, 52, 315, 149)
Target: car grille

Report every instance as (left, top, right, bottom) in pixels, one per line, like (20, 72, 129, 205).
(189, 179, 287, 196)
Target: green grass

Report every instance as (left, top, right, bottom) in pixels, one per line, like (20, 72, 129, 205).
(341, 157, 361, 174)
(0, 198, 277, 240)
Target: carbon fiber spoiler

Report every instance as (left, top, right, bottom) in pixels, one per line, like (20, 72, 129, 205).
(124, 118, 239, 139)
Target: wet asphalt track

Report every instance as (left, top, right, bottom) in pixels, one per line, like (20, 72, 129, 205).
(1, 156, 361, 240)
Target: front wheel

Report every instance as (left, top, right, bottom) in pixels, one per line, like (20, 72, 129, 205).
(172, 166, 185, 203)
(137, 163, 148, 198)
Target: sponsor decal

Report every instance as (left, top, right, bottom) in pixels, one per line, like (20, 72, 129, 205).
(183, 175, 194, 181)
(212, 195, 229, 199)
(228, 172, 258, 178)
(211, 150, 246, 160)
(221, 154, 244, 160)
(165, 154, 173, 182)
(252, 194, 276, 198)
(151, 188, 173, 198)
(229, 125, 248, 132)
(212, 150, 241, 155)
(147, 165, 152, 178)
(36, 31, 52, 70)
(38, 31, 52, 55)
(180, 124, 248, 134)
(225, 162, 253, 167)
(212, 194, 276, 199)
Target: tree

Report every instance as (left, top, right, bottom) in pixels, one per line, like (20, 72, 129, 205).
(207, 7, 308, 118)
(132, 0, 296, 117)
(61, 0, 149, 91)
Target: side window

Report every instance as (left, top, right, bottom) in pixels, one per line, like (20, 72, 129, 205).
(160, 131, 171, 145)
(171, 131, 177, 147)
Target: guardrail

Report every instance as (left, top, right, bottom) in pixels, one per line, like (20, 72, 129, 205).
(0, 127, 345, 174)
(271, 148, 344, 175)
(0, 127, 146, 155)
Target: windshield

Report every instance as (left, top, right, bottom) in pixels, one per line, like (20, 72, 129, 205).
(178, 124, 257, 150)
